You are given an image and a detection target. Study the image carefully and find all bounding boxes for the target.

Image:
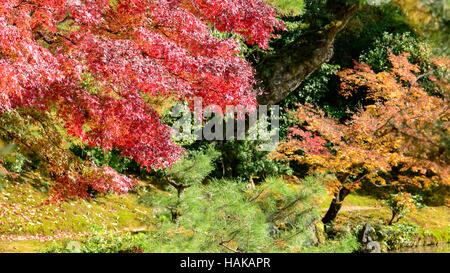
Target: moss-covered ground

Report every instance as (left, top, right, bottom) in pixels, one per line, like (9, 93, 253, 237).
(0, 172, 153, 252)
(320, 193, 450, 247)
(1, 174, 448, 253)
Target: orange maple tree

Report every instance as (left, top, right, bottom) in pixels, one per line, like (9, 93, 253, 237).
(272, 52, 449, 224)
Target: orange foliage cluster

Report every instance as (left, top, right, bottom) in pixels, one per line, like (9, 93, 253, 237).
(273, 52, 449, 195)
(389, 192, 417, 212)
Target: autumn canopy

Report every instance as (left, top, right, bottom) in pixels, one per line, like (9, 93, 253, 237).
(0, 0, 283, 196)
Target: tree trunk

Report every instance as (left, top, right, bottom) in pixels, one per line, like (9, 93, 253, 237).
(322, 187, 351, 225)
(388, 211, 398, 226)
(256, 3, 358, 106)
(216, 2, 359, 178)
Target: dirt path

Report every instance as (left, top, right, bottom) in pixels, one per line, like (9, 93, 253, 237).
(320, 206, 380, 212)
(340, 206, 380, 212)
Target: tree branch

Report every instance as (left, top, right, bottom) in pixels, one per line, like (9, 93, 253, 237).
(256, 3, 358, 105)
(167, 178, 190, 198)
(219, 234, 242, 253)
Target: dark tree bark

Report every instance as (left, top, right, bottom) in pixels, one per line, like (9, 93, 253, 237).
(322, 171, 355, 224)
(217, 2, 360, 178)
(322, 187, 351, 224)
(388, 211, 398, 226)
(256, 3, 358, 106)
(167, 178, 190, 198)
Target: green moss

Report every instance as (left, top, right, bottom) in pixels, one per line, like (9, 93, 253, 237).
(320, 192, 381, 209)
(1, 174, 448, 253)
(0, 240, 59, 253)
(319, 192, 450, 249)
(0, 173, 153, 237)
(266, 0, 305, 16)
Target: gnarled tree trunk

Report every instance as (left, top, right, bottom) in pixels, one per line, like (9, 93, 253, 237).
(218, 2, 359, 178)
(256, 3, 358, 106)
(322, 187, 351, 225)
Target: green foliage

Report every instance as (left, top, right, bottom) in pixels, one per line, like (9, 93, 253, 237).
(244, 0, 329, 63)
(70, 145, 141, 175)
(276, 3, 414, 122)
(143, 176, 327, 253)
(386, 192, 424, 225)
(420, 228, 450, 246)
(314, 2, 415, 120)
(334, 2, 413, 67)
(1, 140, 27, 176)
(423, 0, 450, 55)
(267, 0, 305, 16)
(284, 63, 341, 108)
(165, 109, 290, 181)
(0, 179, 6, 192)
(280, 63, 341, 138)
(359, 32, 430, 72)
(301, 232, 360, 253)
(216, 140, 292, 180)
(1, 146, 26, 174)
(359, 31, 448, 96)
(382, 222, 421, 250)
(146, 180, 269, 252)
(164, 144, 220, 186)
(43, 227, 148, 253)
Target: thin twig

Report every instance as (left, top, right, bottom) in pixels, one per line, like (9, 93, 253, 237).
(248, 189, 265, 203)
(219, 234, 241, 253)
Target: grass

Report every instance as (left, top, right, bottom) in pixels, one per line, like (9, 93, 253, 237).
(0, 240, 60, 253)
(319, 192, 382, 209)
(320, 191, 450, 247)
(1, 173, 448, 253)
(0, 172, 153, 237)
(326, 194, 449, 231)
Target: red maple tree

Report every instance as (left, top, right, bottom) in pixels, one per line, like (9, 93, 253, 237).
(0, 0, 281, 198)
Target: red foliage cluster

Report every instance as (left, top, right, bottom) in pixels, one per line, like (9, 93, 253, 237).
(0, 0, 280, 196)
(288, 128, 330, 156)
(50, 164, 137, 199)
